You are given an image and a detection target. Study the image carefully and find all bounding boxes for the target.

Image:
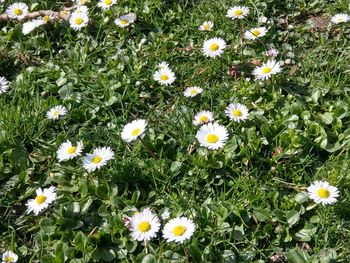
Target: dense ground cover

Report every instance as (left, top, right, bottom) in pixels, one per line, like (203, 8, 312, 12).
(1, 0, 350, 262)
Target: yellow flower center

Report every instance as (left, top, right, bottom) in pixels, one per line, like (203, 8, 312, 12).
(67, 146, 77, 154)
(36, 195, 47, 205)
(138, 221, 151, 232)
(53, 110, 60, 117)
(210, 43, 219, 51)
(75, 17, 83, 25)
(161, 74, 169, 81)
(190, 89, 197, 95)
(131, 128, 141, 137)
(199, 115, 209, 123)
(121, 19, 128, 25)
(92, 155, 102, 164)
(234, 10, 243, 16)
(5, 257, 14, 262)
(262, 67, 272, 74)
(317, 188, 330, 198)
(14, 8, 23, 15)
(173, 225, 186, 236)
(207, 134, 219, 143)
(232, 109, 242, 117)
(43, 15, 50, 22)
(251, 29, 261, 36)
(105, 0, 112, 5)
(203, 24, 210, 30)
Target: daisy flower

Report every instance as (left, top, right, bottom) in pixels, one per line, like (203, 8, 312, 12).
(265, 48, 279, 57)
(225, 103, 249, 122)
(202, 37, 226, 58)
(129, 208, 161, 241)
(162, 217, 195, 243)
(331, 13, 350, 24)
(2, 251, 18, 263)
(196, 122, 229, 150)
(161, 209, 171, 220)
(157, 61, 170, 70)
(121, 119, 147, 142)
(6, 2, 29, 20)
(244, 27, 268, 40)
(22, 18, 46, 35)
(57, 140, 83, 162)
(69, 12, 89, 30)
(98, 0, 117, 10)
(115, 13, 137, 28)
(153, 68, 176, 86)
(307, 181, 339, 205)
(82, 147, 114, 172)
(226, 6, 249, 19)
(258, 16, 268, 23)
(75, 5, 89, 14)
(184, 86, 203, 97)
(0, 77, 10, 94)
(26, 186, 57, 215)
(193, 110, 214, 126)
(46, 105, 67, 120)
(199, 21, 214, 31)
(252, 60, 282, 80)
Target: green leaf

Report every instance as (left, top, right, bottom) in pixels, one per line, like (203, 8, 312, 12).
(294, 223, 317, 241)
(285, 248, 309, 263)
(294, 192, 309, 204)
(253, 208, 271, 222)
(286, 210, 300, 226)
(320, 112, 333, 125)
(81, 198, 93, 214)
(141, 254, 157, 263)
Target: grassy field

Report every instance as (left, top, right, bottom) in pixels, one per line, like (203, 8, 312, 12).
(1, 0, 350, 262)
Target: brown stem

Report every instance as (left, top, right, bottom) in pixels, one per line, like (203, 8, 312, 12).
(0, 10, 70, 22)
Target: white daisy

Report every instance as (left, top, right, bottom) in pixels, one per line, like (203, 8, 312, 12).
(57, 140, 83, 162)
(157, 61, 170, 70)
(0, 77, 10, 94)
(193, 110, 214, 126)
(162, 217, 195, 243)
(69, 12, 89, 30)
(2, 251, 18, 263)
(252, 60, 282, 80)
(196, 122, 228, 150)
(6, 2, 29, 20)
(98, 0, 117, 10)
(161, 209, 171, 220)
(258, 16, 268, 23)
(331, 13, 350, 24)
(115, 13, 137, 28)
(153, 68, 176, 86)
(22, 18, 45, 35)
(82, 147, 114, 172)
(46, 105, 67, 120)
(265, 48, 279, 57)
(202, 37, 226, 58)
(75, 5, 89, 14)
(121, 119, 147, 143)
(199, 21, 214, 31)
(26, 186, 57, 215)
(226, 6, 250, 19)
(307, 181, 339, 205)
(129, 208, 161, 241)
(183, 86, 203, 97)
(225, 103, 249, 122)
(244, 27, 268, 40)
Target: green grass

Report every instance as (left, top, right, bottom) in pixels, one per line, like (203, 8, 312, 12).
(1, 0, 350, 262)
